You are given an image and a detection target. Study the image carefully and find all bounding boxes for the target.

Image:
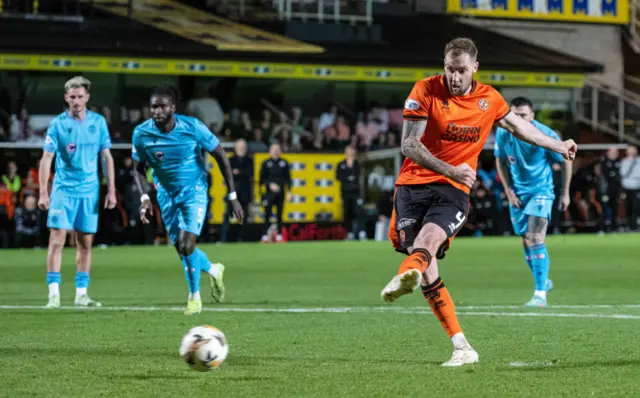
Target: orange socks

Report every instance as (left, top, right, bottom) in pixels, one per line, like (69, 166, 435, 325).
(421, 278, 462, 338)
(397, 248, 431, 274)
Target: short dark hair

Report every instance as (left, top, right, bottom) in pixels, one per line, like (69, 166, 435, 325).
(510, 97, 534, 110)
(151, 84, 181, 104)
(444, 38, 478, 60)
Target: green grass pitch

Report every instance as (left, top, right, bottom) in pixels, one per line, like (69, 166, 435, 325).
(1, 234, 640, 397)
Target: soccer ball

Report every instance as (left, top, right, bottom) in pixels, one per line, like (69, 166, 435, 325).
(179, 325, 229, 372)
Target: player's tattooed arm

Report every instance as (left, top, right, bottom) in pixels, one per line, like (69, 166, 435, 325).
(401, 120, 454, 177)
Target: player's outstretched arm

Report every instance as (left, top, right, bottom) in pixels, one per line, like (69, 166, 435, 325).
(401, 119, 476, 188)
(497, 113, 576, 160)
(100, 149, 117, 209)
(38, 151, 54, 210)
(211, 145, 245, 224)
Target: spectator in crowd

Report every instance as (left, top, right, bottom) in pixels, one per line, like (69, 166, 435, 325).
(14, 195, 41, 248)
(336, 146, 365, 240)
(12, 106, 34, 142)
(249, 127, 268, 153)
(222, 138, 254, 242)
(19, 172, 39, 204)
(289, 106, 312, 152)
(238, 111, 253, 140)
(324, 115, 351, 151)
(256, 108, 274, 144)
(468, 180, 498, 237)
(186, 85, 224, 134)
(2, 161, 21, 195)
(620, 145, 640, 231)
(355, 112, 379, 151)
(0, 182, 14, 248)
(317, 103, 338, 133)
(595, 148, 621, 233)
(370, 101, 389, 136)
(260, 143, 291, 243)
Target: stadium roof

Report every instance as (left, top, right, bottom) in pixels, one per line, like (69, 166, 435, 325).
(0, 13, 602, 73)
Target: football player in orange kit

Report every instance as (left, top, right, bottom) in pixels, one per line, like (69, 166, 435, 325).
(381, 38, 577, 367)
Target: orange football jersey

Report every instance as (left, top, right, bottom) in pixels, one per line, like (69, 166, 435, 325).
(398, 75, 510, 194)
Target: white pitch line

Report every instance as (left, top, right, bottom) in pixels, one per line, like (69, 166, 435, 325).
(1, 305, 640, 320)
(509, 361, 555, 367)
(457, 304, 640, 309)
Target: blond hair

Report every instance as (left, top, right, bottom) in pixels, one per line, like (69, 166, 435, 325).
(64, 76, 91, 93)
(444, 38, 478, 60)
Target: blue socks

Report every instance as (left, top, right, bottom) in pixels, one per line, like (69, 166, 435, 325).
(47, 272, 61, 286)
(75, 271, 90, 289)
(523, 246, 533, 273)
(181, 249, 213, 294)
(529, 244, 550, 292)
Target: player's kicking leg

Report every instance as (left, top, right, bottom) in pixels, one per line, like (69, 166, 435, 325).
(382, 223, 478, 366)
(522, 215, 552, 307)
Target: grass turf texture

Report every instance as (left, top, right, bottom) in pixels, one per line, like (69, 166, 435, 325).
(1, 234, 639, 397)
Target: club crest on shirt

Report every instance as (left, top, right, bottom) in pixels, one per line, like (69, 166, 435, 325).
(66, 143, 77, 153)
(88, 125, 96, 134)
(478, 99, 489, 111)
(155, 151, 165, 160)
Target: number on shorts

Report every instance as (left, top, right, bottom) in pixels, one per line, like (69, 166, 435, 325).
(197, 207, 205, 223)
(448, 211, 466, 233)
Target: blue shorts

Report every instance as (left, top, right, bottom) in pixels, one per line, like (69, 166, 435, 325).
(47, 192, 99, 234)
(157, 185, 209, 245)
(509, 192, 554, 236)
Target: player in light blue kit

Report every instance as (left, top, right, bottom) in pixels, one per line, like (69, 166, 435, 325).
(494, 97, 573, 307)
(131, 84, 244, 315)
(38, 76, 117, 308)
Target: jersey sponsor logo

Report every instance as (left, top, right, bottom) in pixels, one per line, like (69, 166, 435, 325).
(397, 217, 417, 230)
(441, 123, 481, 143)
(404, 99, 420, 110)
(155, 151, 165, 160)
(88, 125, 97, 134)
(478, 99, 489, 111)
(66, 143, 77, 153)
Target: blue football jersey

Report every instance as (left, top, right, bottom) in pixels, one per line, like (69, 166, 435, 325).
(494, 120, 564, 197)
(131, 114, 220, 195)
(43, 111, 112, 197)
